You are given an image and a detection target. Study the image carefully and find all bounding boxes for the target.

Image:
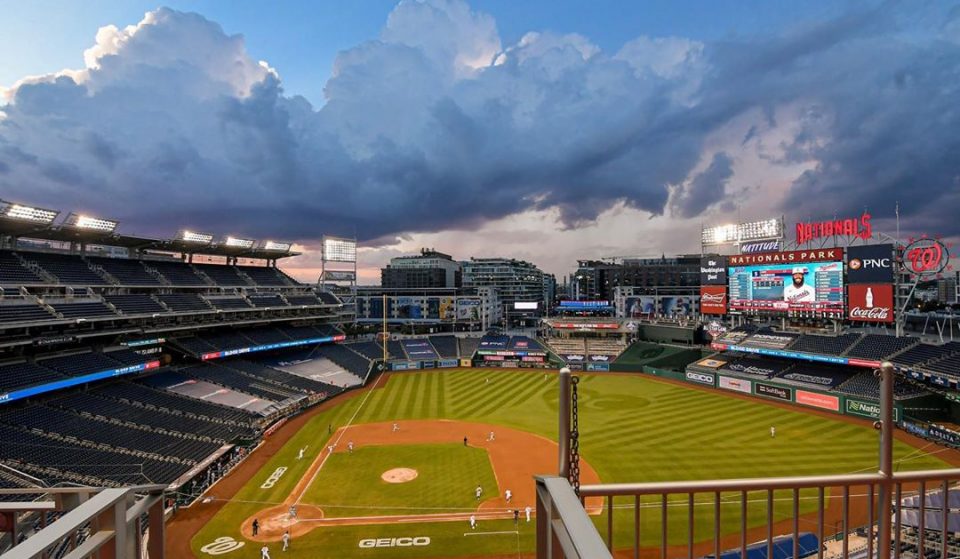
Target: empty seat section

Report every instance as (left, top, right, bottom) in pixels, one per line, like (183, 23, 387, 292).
(347, 342, 383, 360)
(157, 293, 211, 312)
(247, 294, 287, 308)
(205, 297, 251, 311)
(224, 360, 340, 395)
(147, 260, 208, 286)
(790, 333, 862, 356)
(97, 382, 256, 425)
(238, 266, 295, 286)
(88, 257, 160, 285)
(49, 300, 117, 318)
(183, 365, 299, 401)
(430, 336, 460, 358)
(893, 342, 960, 368)
(20, 252, 108, 285)
(0, 361, 64, 393)
(193, 264, 251, 286)
(103, 294, 166, 315)
(240, 327, 291, 346)
(317, 292, 340, 305)
(103, 348, 155, 366)
(0, 303, 54, 324)
(0, 252, 44, 284)
(198, 331, 255, 351)
(846, 335, 920, 361)
(314, 345, 371, 377)
(458, 337, 480, 357)
(284, 294, 322, 305)
(38, 352, 121, 377)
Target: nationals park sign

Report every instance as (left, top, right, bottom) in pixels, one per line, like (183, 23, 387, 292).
(728, 248, 842, 266)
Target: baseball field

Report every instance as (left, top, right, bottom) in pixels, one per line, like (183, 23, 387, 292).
(179, 368, 956, 558)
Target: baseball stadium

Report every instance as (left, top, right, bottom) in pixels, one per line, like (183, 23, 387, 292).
(0, 202, 958, 559)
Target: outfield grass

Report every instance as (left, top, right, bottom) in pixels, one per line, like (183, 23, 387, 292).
(304, 443, 498, 517)
(191, 368, 954, 558)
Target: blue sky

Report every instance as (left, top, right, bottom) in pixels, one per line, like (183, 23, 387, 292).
(2, 0, 852, 107)
(0, 0, 957, 281)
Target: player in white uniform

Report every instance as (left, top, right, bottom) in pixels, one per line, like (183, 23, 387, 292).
(770, 426, 776, 438)
(469, 515, 476, 530)
(783, 267, 815, 304)
(505, 489, 512, 503)
(261, 545, 271, 559)
(475, 485, 483, 501)
(297, 447, 305, 460)
(525, 506, 532, 522)
(282, 531, 290, 551)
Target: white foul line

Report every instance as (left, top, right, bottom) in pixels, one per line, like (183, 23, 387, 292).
(464, 531, 519, 536)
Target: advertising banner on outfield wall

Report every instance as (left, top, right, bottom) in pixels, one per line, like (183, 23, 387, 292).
(846, 244, 894, 284)
(694, 358, 727, 369)
(755, 382, 791, 401)
(700, 286, 727, 315)
(928, 425, 960, 447)
(847, 284, 894, 323)
(795, 390, 840, 411)
(686, 371, 716, 386)
(845, 399, 899, 421)
(718, 375, 752, 393)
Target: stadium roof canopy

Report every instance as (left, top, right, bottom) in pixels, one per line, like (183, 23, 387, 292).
(0, 200, 300, 260)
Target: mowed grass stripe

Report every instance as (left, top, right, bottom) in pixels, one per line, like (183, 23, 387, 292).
(452, 375, 521, 418)
(473, 374, 545, 417)
(406, 370, 427, 417)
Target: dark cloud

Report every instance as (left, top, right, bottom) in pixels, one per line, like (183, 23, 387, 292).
(0, 2, 957, 247)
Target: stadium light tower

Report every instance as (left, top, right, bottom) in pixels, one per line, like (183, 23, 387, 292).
(63, 213, 119, 233)
(0, 200, 59, 224)
(223, 236, 255, 249)
(177, 230, 214, 244)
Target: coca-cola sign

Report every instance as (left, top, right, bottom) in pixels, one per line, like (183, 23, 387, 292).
(700, 286, 727, 315)
(847, 284, 893, 323)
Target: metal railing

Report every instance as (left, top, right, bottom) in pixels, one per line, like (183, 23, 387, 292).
(0, 484, 165, 559)
(537, 364, 960, 559)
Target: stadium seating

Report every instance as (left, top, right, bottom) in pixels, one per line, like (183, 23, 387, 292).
(240, 327, 292, 346)
(478, 335, 510, 350)
(247, 294, 287, 308)
(146, 260, 208, 286)
(317, 291, 340, 305)
(837, 371, 928, 399)
(87, 257, 161, 285)
(720, 356, 794, 378)
(790, 333, 863, 356)
(182, 364, 301, 402)
(0, 361, 64, 393)
(894, 342, 960, 368)
(50, 391, 250, 441)
(198, 331, 257, 351)
(0, 251, 44, 284)
(223, 360, 341, 395)
(458, 337, 480, 358)
(386, 340, 405, 359)
(0, 404, 220, 464)
(193, 264, 251, 286)
(20, 252, 108, 285)
(348, 341, 385, 360)
(776, 363, 855, 389)
(156, 293, 212, 312)
(845, 334, 920, 361)
(96, 382, 256, 426)
(430, 335, 460, 358)
(923, 354, 960, 378)
(175, 336, 218, 356)
(103, 294, 166, 315)
(314, 344, 371, 377)
(508, 336, 545, 352)
(284, 294, 323, 306)
(277, 324, 330, 339)
(37, 351, 122, 377)
(237, 266, 296, 286)
(204, 297, 251, 311)
(0, 302, 54, 324)
(0, 423, 184, 486)
(401, 338, 439, 360)
(104, 348, 155, 365)
(48, 300, 117, 319)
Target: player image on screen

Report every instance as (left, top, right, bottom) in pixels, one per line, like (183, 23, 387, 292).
(783, 267, 815, 304)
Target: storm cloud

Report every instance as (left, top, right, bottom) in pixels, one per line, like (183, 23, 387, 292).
(0, 1, 957, 247)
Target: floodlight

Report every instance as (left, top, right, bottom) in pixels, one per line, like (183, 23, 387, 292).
(0, 201, 59, 224)
(323, 237, 357, 262)
(64, 213, 118, 233)
(178, 230, 214, 244)
(224, 236, 255, 249)
(262, 240, 291, 252)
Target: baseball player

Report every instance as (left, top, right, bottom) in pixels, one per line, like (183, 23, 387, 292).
(347, 441, 354, 453)
(289, 505, 297, 519)
(783, 267, 815, 303)
(327, 444, 334, 454)
(392, 423, 399, 432)
(475, 485, 483, 501)
(525, 506, 532, 522)
(469, 515, 476, 530)
(252, 518, 259, 536)
(770, 426, 776, 438)
(297, 447, 305, 460)
(488, 431, 495, 442)
(282, 531, 290, 551)
(261, 545, 271, 559)
(513, 509, 520, 525)
(505, 489, 512, 503)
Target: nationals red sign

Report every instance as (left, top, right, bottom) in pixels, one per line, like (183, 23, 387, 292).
(796, 390, 840, 411)
(700, 286, 727, 315)
(796, 212, 872, 245)
(728, 248, 842, 266)
(848, 284, 894, 323)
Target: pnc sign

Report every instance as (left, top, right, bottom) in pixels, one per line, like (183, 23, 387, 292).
(796, 212, 872, 245)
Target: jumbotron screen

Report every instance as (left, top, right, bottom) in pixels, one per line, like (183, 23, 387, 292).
(727, 261, 844, 312)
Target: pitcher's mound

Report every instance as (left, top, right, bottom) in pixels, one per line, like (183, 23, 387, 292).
(381, 468, 418, 483)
